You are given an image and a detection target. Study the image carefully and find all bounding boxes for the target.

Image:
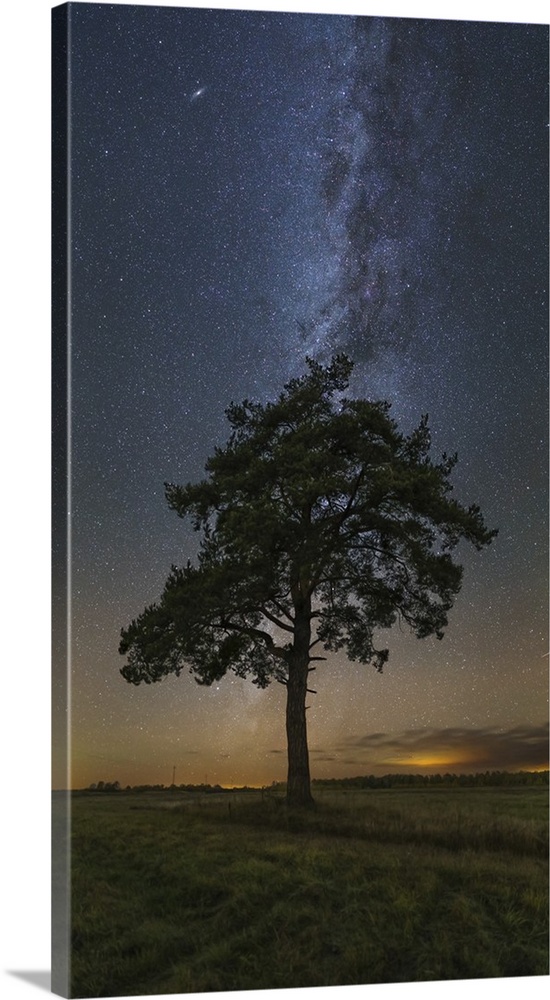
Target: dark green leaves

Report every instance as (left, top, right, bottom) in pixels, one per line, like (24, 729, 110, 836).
(120, 355, 497, 687)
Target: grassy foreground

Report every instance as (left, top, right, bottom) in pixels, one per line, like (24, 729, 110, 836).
(66, 786, 548, 997)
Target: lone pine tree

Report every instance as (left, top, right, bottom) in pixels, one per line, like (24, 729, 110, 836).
(119, 356, 497, 807)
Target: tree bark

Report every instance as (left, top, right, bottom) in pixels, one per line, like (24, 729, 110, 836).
(285, 608, 314, 807)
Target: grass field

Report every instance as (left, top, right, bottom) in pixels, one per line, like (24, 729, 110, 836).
(64, 786, 548, 997)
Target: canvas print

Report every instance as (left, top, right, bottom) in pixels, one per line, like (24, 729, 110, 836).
(52, 2, 549, 997)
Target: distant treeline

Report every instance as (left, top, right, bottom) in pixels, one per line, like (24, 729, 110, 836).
(82, 771, 548, 793)
(311, 770, 549, 789)
(83, 781, 253, 793)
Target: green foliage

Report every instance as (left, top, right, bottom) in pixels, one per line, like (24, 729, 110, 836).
(120, 355, 496, 688)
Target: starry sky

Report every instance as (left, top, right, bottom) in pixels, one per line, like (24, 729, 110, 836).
(53, 0, 548, 790)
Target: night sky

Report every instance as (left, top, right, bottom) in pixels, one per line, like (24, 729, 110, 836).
(53, 0, 548, 790)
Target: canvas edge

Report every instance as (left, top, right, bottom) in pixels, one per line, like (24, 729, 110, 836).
(52, 4, 71, 997)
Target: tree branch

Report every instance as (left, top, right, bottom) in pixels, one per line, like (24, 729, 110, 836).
(260, 607, 294, 633)
(219, 619, 288, 659)
(270, 597, 295, 624)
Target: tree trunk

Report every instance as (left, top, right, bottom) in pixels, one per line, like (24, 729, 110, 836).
(285, 608, 314, 807)
(285, 658, 314, 806)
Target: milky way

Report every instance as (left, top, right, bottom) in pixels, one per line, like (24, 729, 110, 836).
(53, 3, 548, 789)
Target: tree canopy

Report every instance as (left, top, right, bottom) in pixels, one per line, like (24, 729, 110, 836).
(119, 355, 497, 805)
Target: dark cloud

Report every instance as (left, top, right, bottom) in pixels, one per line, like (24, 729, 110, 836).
(342, 724, 549, 771)
(84, 752, 141, 766)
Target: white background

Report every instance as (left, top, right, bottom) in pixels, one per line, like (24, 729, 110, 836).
(1, 1, 547, 999)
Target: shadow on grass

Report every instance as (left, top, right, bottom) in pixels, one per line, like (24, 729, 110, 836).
(172, 792, 549, 858)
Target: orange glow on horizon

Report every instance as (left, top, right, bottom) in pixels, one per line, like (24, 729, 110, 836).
(383, 753, 474, 770)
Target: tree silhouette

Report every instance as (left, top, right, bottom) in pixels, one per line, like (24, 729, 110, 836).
(119, 356, 497, 807)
